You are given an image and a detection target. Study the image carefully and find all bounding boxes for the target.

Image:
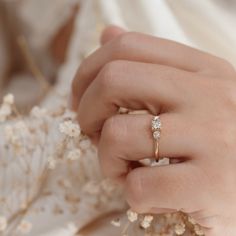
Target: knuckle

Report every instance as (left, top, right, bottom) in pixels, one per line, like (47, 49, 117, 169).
(212, 57, 236, 77)
(202, 116, 235, 151)
(99, 115, 129, 179)
(204, 57, 235, 77)
(97, 61, 122, 96)
(125, 169, 147, 212)
(101, 115, 128, 145)
(206, 79, 236, 110)
(112, 32, 137, 58)
(222, 81, 236, 107)
(217, 123, 235, 148)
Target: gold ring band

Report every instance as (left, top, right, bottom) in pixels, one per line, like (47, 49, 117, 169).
(154, 139, 159, 160)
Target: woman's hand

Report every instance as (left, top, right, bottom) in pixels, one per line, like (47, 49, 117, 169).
(71, 26, 236, 235)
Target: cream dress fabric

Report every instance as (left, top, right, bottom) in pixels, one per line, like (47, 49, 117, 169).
(1, 0, 236, 235)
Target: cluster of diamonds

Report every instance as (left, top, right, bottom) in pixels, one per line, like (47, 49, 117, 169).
(151, 116, 161, 140)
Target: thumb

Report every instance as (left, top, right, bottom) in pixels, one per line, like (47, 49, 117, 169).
(100, 25, 126, 45)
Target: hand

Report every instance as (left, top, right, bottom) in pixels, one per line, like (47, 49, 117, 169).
(71, 26, 236, 235)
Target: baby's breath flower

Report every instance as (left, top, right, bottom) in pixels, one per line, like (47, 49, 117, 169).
(59, 120, 80, 137)
(0, 94, 14, 121)
(66, 222, 77, 232)
(4, 125, 14, 141)
(66, 149, 82, 161)
(175, 222, 186, 235)
(4, 125, 22, 151)
(141, 215, 154, 229)
(194, 224, 204, 236)
(188, 215, 196, 225)
(15, 121, 30, 137)
(0, 216, 7, 232)
(79, 139, 91, 150)
(3, 93, 14, 105)
(47, 156, 57, 169)
(0, 104, 12, 122)
(100, 179, 116, 194)
(111, 218, 121, 227)
(17, 220, 32, 234)
(127, 209, 138, 222)
(30, 106, 47, 118)
(83, 181, 100, 195)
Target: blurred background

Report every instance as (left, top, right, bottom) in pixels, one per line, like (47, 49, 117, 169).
(0, 0, 80, 111)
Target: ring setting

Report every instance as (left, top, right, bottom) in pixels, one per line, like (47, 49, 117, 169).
(151, 116, 161, 161)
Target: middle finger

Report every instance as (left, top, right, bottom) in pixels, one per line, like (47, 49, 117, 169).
(78, 60, 198, 138)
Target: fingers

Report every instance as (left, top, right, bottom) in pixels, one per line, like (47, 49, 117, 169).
(72, 31, 225, 109)
(125, 164, 206, 213)
(100, 25, 126, 45)
(77, 60, 197, 137)
(98, 113, 194, 179)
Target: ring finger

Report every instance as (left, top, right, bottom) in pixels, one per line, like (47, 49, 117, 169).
(98, 113, 197, 180)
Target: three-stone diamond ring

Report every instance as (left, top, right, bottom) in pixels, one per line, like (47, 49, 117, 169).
(151, 116, 162, 162)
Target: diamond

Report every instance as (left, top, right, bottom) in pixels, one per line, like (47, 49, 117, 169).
(152, 121, 161, 130)
(153, 130, 161, 140)
(151, 116, 161, 131)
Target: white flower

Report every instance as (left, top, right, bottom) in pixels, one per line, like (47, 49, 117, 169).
(127, 209, 138, 222)
(194, 224, 204, 236)
(4, 125, 14, 141)
(0, 216, 7, 232)
(188, 215, 196, 225)
(66, 222, 77, 233)
(48, 156, 56, 169)
(3, 93, 14, 105)
(59, 120, 80, 137)
(15, 121, 30, 137)
(17, 220, 32, 234)
(175, 222, 186, 235)
(30, 106, 47, 118)
(4, 125, 20, 147)
(111, 219, 121, 227)
(66, 149, 82, 161)
(79, 139, 91, 150)
(140, 215, 154, 229)
(0, 104, 12, 122)
(83, 181, 100, 195)
(100, 179, 116, 194)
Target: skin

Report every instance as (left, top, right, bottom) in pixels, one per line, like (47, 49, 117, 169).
(71, 25, 236, 235)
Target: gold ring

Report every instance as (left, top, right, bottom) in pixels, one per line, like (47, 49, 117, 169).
(151, 116, 161, 161)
